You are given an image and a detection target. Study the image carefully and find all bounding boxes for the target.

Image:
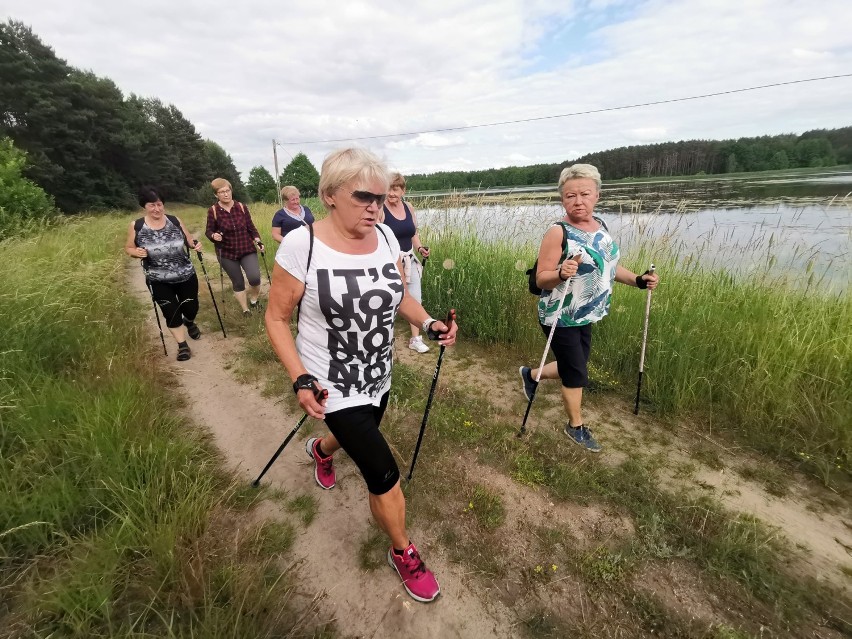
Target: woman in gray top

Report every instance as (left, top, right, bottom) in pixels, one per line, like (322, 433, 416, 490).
(125, 186, 203, 361)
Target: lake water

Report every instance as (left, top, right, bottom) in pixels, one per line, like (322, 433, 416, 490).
(414, 170, 851, 293)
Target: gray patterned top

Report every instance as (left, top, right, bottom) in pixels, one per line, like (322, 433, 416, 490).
(137, 217, 195, 283)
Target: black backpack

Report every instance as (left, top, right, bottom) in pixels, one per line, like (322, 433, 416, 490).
(526, 222, 568, 295)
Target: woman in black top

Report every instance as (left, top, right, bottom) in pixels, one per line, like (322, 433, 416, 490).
(125, 186, 203, 361)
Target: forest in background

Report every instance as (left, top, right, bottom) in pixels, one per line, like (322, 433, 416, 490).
(0, 20, 246, 214)
(405, 127, 852, 191)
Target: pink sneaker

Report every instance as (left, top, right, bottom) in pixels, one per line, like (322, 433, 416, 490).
(305, 437, 335, 489)
(387, 543, 441, 602)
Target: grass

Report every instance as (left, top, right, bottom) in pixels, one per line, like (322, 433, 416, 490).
(0, 215, 331, 638)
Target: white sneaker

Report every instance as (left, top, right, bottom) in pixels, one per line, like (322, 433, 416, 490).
(408, 336, 430, 353)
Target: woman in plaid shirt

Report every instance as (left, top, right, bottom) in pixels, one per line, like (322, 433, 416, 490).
(205, 178, 265, 316)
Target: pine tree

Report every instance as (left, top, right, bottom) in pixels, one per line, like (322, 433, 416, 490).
(247, 166, 277, 203)
(279, 152, 319, 196)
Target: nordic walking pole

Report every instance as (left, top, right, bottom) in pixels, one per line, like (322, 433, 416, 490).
(518, 253, 582, 437)
(252, 388, 328, 487)
(215, 247, 225, 319)
(419, 246, 429, 271)
(195, 247, 227, 338)
(633, 264, 656, 415)
(407, 309, 456, 483)
(142, 264, 168, 356)
(256, 240, 272, 285)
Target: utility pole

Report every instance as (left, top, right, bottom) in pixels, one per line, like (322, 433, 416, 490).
(272, 139, 283, 208)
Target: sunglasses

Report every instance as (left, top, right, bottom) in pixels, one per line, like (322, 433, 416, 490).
(350, 190, 387, 208)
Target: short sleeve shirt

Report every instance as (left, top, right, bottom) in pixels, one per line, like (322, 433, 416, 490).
(272, 205, 315, 239)
(276, 224, 403, 413)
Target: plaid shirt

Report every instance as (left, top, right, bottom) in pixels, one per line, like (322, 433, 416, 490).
(205, 201, 261, 260)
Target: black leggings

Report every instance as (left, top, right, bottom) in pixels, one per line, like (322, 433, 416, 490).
(149, 275, 199, 329)
(323, 392, 398, 495)
(218, 252, 260, 292)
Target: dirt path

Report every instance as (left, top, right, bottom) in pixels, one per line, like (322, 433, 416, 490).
(129, 266, 520, 638)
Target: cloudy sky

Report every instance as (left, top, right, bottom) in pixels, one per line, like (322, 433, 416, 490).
(4, 0, 851, 179)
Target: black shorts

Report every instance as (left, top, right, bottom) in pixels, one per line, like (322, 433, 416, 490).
(323, 392, 399, 495)
(540, 323, 592, 388)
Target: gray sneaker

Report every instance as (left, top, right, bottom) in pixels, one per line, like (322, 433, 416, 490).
(519, 366, 537, 401)
(564, 424, 602, 453)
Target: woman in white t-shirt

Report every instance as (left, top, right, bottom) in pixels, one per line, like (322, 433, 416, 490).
(265, 148, 457, 604)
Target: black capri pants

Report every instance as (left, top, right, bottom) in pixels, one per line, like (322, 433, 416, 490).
(323, 392, 399, 495)
(150, 274, 199, 329)
(541, 323, 593, 388)
(218, 252, 261, 292)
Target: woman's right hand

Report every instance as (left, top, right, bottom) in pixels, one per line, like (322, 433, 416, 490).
(135, 247, 148, 259)
(212, 232, 223, 242)
(298, 384, 328, 419)
(559, 254, 581, 280)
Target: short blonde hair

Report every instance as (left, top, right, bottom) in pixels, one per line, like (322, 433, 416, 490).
(319, 148, 390, 210)
(280, 185, 299, 200)
(389, 172, 406, 190)
(211, 178, 232, 192)
(558, 164, 601, 194)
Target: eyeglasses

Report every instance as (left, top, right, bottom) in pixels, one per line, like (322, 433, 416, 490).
(349, 190, 387, 208)
(216, 188, 232, 195)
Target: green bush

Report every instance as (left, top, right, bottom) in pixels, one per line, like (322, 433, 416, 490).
(0, 137, 58, 240)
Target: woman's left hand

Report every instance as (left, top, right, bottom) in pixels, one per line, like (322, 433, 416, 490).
(417, 246, 430, 259)
(192, 240, 203, 253)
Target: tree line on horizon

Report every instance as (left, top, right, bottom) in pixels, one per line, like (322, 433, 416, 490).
(404, 127, 852, 191)
(0, 20, 246, 215)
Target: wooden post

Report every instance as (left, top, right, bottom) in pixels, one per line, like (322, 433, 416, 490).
(272, 139, 283, 208)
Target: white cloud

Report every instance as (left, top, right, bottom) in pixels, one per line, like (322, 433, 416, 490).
(387, 133, 466, 150)
(3, 0, 851, 181)
(627, 127, 667, 141)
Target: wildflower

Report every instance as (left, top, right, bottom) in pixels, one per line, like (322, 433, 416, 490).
(534, 565, 543, 574)
(443, 259, 455, 270)
(551, 564, 558, 572)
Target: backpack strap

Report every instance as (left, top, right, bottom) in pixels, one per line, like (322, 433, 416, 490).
(376, 224, 392, 249)
(555, 221, 569, 258)
(133, 217, 144, 246)
(165, 214, 191, 250)
(593, 215, 609, 232)
(296, 223, 315, 320)
(305, 222, 315, 274)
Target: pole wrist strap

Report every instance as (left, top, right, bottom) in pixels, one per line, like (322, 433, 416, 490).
(293, 374, 318, 394)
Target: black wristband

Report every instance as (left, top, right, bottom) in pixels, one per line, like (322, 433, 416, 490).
(636, 274, 648, 289)
(426, 321, 443, 341)
(292, 374, 318, 394)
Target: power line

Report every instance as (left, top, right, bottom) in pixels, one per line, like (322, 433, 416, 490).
(276, 74, 852, 146)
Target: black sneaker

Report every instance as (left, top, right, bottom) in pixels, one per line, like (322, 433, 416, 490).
(243, 309, 251, 317)
(519, 366, 537, 401)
